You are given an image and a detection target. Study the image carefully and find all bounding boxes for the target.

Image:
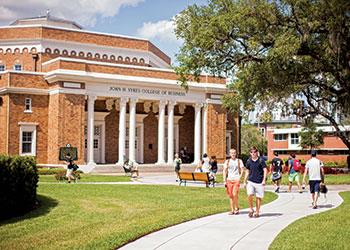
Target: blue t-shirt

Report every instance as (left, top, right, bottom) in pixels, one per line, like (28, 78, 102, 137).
(246, 157, 267, 184)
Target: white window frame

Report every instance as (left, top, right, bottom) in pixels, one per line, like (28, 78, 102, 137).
(19, 123, 38, 156)
(24, 98, 32, 113)
(0, 64, 5, 71)
(274, 134, 287, 141)
(290, 133, 299, 145)
(14, 64, 22, 71)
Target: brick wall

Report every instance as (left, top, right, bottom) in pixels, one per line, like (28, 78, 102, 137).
(206, 104, 227, 162)
(47, 94, 85, 164)
(143, 112, 158, 163)
(7, 94, 49, 163)
(0, 51, 37, 72)
(179, 105, 194, 158)
(105, 109, 119, 163)
(9, 73, 48, 89)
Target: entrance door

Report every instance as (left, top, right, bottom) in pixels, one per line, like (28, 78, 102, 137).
(84, 125, 102, 163)
(125, 126, 142, 163)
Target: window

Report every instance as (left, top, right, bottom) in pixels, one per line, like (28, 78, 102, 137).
(0, 64, 5, 71)
(290, 133, 299, 145)
(22, 132, 33, 153)
(274, 134, 287, 141)
(24, 98, 32, 112)
(19, 124, 37, 156)
(14, 64, 22, 71)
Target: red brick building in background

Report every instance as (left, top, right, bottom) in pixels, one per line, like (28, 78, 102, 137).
(0, 15, 239, 172)
(267, 126, 350, 163)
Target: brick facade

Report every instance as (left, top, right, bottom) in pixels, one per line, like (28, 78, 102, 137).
(0, 18, 234, 167)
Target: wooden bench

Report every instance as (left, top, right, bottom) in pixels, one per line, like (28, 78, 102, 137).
(178, 172, 215, 187)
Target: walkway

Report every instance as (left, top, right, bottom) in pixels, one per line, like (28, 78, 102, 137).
(119, 189, 346, 250)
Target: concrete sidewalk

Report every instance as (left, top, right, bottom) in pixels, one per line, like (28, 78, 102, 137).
(119, 190, 345, 250)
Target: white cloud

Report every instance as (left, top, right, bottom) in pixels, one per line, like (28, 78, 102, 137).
(136, 18, 182, 44)
(0, 0, 144, 27)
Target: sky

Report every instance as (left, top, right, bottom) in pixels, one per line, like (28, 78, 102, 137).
(0, 0, 208, 64)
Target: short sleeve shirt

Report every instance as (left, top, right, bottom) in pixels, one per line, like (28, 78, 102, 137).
(271, 157, 283, 173)
(306, 157, 323, 180)
(246, 157, 267, 184)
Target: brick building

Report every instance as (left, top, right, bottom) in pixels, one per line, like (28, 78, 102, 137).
(0, 15, 238, 171)
(267, 126, 350, 162)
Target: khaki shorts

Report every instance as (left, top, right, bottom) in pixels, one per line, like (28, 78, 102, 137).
(247, 181, 264, 198)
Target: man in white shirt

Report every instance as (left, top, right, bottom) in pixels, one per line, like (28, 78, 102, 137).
(303, 150, 324, 209)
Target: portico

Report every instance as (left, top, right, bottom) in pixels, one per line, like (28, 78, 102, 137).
(84, 85, 211, 166)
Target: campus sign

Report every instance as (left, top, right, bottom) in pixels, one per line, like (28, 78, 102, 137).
(109, 86, 186, 97)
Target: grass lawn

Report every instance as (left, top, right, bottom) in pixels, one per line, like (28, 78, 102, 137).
(269, 191, 350, 250)
(215, 174, 350, 185)
(0, 184, 276, 249)
(39, 174, 131, 182)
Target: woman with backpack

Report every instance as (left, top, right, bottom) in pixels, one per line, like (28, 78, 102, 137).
(223, 149, 244, 215)
(288, 153, 302, 193)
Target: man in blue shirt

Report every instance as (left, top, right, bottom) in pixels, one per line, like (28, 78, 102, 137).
(244, 146, 267, 218)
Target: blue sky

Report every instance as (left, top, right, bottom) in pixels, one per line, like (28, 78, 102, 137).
(0, 0, 208, 64)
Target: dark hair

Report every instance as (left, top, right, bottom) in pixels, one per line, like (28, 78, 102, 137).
(291, 153, 296, 158)
(274, 151, 278, 156)
(203, 153, 208, 158)
(211, 155, 216, 160)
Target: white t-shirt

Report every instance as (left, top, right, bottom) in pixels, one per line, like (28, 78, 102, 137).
(305, 157, 324, 180)
(202, 157, 211, 172)
(226, 158, 244, 181)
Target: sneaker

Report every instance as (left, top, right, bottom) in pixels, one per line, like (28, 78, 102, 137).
(275, 187, 280, 193)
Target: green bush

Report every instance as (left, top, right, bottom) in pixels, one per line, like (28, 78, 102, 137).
(0, 155, 38, 219)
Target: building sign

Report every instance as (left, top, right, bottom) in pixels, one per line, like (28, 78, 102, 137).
(109, 86, 186, 97)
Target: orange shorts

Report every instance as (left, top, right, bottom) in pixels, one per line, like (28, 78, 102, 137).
(226, 180, 240, 198)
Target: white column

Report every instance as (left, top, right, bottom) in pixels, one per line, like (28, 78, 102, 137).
(117, 97, 128, 165)
(202, 103, 208, 155)
(156, 100, 167, 165)
(129, 98, 137, 163)
(87, 95, 96, 166)
(193, 103, 202, 165)
(167, 101, 176, 165)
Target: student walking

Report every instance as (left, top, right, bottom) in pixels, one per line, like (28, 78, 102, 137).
(174, 153, 182, 181)
(270, 152, 283, 193)
(288, 153, 302, 193)
(244, 146, 267, 218)
(223, 149, 244, 215)
(303, 150, 325, 209)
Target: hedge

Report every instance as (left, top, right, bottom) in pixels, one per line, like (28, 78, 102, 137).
(0, 155, 38, 219)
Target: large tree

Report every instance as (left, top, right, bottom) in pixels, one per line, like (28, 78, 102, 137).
(174, 0, 350, 149)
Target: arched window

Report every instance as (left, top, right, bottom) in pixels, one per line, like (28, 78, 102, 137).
(125, 57, 130, 62)
(54, 49, 60, 54)
(30, 48, 37, 53)
(95, 53, 100, 59)
(70, 51, 77, 56)
(62, 50, 68, 55)
(117, 56, 123, 61)
(45, 48, 52, 53)
(132, 57, 138, 63)
(110, 55, 116, 61)
(6, 48, 12, 54)
(22, 48, 28, 53)
(87, 52, 92, 58)
(139, 58, 145, 64)
(14, 48, 20, 53)
(102, 54, 108, 59)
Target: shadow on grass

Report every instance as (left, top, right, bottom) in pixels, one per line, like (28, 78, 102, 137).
(0, 194, 58, 225)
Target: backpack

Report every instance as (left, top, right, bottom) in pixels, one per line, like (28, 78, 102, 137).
(293, 159, 301, 172)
